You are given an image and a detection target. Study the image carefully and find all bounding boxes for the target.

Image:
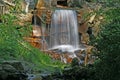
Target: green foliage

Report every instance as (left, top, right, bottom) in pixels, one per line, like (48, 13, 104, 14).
(71, 58, 79, 67)
(94, 8, 120, 80)
(62, 64, 96, 80)
(0, 14, 64, 73)
(10, 0, 23, 12)
(93, 0, 120, 8)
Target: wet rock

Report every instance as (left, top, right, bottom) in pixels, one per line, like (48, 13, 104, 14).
(2, 60, 25, 72)
(76, 50, 86, 60)
(40, 73, 52, 80)
(2, 64, 17, 73)
(28, 74, 42, 80)
(0, 60, 28, 80)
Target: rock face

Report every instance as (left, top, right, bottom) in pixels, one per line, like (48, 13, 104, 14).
(0, 0, 6, 15)
(0, 60, 28, 80)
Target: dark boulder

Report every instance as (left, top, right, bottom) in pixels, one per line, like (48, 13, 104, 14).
(0, 60, 28, 80)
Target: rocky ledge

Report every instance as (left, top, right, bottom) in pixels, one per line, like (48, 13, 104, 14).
(0, 60, 28, 80)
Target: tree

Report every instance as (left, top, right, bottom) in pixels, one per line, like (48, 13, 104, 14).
(94, 8, 120, 80)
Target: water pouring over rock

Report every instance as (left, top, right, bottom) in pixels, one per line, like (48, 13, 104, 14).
(48, 10, 81, 54)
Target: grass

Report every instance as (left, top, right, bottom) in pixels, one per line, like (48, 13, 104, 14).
(0, 13, 65, 73)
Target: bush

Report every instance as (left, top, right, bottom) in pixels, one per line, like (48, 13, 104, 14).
(94, 8, 120, 80)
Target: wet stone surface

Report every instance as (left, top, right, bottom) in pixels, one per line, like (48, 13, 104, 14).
(0, 60, 28, 80)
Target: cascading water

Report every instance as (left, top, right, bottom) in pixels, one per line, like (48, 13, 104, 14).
(32, 12, 48, 50)
(49, 10, 80, 53)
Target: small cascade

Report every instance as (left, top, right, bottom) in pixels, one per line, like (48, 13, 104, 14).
(48, 10, 80, 53)
(32, 12, 48, 50)
(41, 27, 48, 50)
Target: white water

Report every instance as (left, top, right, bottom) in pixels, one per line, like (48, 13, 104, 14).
(49, 10, 80, 53)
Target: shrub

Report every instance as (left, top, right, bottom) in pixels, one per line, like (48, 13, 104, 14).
(94, 8, 120, 80)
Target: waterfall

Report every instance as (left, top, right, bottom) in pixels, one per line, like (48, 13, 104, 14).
(49, 10, 80, 52)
